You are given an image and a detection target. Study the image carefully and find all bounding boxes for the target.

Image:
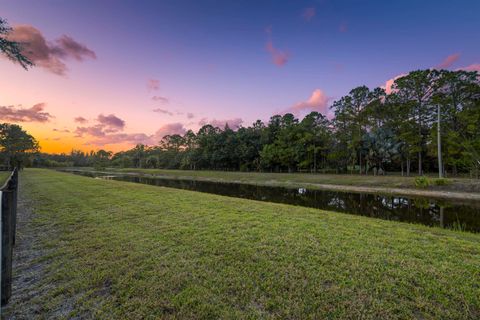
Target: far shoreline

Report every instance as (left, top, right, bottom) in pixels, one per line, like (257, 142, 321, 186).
(56, 167, 480, 202)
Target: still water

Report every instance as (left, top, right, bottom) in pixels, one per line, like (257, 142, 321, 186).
(63, 170, 480, 232)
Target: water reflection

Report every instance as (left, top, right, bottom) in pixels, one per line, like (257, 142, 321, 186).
(62, 170, 480, 233)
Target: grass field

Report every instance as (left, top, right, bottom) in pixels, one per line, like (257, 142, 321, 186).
(5, 169, 480, 319)
(96, 167, 480, 193)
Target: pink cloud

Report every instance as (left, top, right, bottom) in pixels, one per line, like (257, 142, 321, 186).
(7, 25, 96, 75)
(458, 63, 480, 72)
(87, 122, 187, 146)
(153, 123, 187, 141)
(186, 112, 195, 119)
(74, 116, 88, 124)
(51, 35, 96, 61)
(285, 89, 330, 116)
(302, 7, 316, 21)
(97, 114, 125, 132)
(198, 117, 243, 129)
(151, 95, 169, 103)
(77, 118, 187, 146)
(382, 73, 407, 94)
(75, 113, 125, 137)
(0, 103, 53, 122)
(147, 79, 160, 91)
(75, 125, 106, 137)
(265, 40, 289, 67)
(436, 53, 460, 69)
(87, 133, 152, 146)
(264, 26, 289, 67)
(153, 108, 173, 116)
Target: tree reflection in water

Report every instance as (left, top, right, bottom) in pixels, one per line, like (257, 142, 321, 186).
(65, 170, 480, 233)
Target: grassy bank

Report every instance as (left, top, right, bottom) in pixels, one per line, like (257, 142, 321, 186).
(108, 167, 480, 189)
(7, 169, 480, 319)
(69, 167, 480, 200)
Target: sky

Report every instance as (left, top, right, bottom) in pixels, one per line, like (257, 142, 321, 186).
(1, 0, 479, 153)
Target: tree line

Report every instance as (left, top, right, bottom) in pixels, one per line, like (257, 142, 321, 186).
(2, 18, 479, 176)
(32, 69, 480, 176)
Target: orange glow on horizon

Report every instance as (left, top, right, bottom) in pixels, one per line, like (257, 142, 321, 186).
(38, 138, 136, 154)
(13, 124, 134, 154)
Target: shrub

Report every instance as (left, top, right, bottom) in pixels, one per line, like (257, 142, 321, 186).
(434, 178, 450, 186)
(414, 176, 431, 188)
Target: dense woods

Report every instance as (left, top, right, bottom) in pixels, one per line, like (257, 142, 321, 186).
(34, 69, 480, 176)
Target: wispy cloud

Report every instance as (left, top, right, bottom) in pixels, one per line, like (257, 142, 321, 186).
(147, 79, 160, 91)
(302, 7, 316, 21)
(265, 26, 289, 67)
(7, 25, 96, 75)
(458, 63, 480, 72)
(88, 122, 188, 146)
(0, 103, 53, 122)
(153, 108, 174, 116)
(74, 116, 88, 124)
(53, 35, 97, 61)
(265, 41, 289, 66)
(436, 53, 460, 69)
(75, 112, 187, 146)
(75, 125, 106, 138)
(339, 21, 348, 33)
(86, 133, 152, 146)
(151, 95, 169, 103)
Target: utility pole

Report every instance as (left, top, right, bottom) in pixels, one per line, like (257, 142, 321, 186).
(437, 104, 443, 178)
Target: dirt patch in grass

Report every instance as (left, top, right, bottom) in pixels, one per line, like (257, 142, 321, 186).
(1, 178, 85, 319)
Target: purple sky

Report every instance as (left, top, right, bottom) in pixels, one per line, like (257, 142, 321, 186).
(1, 0, 479, 152)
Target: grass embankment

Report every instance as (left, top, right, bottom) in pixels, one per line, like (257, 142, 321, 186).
(8, 169, 480, 319)
(84, 167, 480, 200)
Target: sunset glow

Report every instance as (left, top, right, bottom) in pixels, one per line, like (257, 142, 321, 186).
(1, 0, 479, 153)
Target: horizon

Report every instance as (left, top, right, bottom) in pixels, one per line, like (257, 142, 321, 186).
(1, 0, 480, 153)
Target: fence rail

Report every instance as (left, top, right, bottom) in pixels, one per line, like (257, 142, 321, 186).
(1, 168, 18, 306)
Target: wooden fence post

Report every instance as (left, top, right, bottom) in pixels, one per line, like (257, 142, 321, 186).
(1, 169, 18, 306)
(1, 189, 13, 305)
(11, 169, 18, 246)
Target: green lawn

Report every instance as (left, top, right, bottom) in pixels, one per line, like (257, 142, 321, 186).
(89, 167, 480, 194)
(8, 169, 480, 319)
